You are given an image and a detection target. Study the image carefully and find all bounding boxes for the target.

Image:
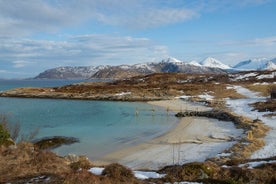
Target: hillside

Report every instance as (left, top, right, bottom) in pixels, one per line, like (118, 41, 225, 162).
(34, 57, 227, 80)
(34, 66, 106, 79)
(233, 58, 276, 71)
(2, 70, 275, 101)
(91, 58, 226, 79)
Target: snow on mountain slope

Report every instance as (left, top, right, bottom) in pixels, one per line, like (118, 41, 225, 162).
(233, 58, 276, 71)
(189, 61, 202, 67)
(161, 57, 183, 64)
(265, 61, 276, 70)
(34, 66, 105, 79)
(200, 57, 231, 69)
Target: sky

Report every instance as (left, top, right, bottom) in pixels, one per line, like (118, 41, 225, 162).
(0, 0, 276, 78)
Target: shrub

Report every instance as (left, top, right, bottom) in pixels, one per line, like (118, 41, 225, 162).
(0, 124, 11, 145)
(102, 163, 134, 180)
(70, 156, 92, 171)
(0, 114, 39, 143)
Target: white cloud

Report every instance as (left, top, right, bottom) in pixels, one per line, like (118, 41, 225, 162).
(219, 36, 276, 47)
(0, 0, 197, 35)
(0, 0, 271, 36)
(0, 34, 168, 77)
(12, 60, 34, 68)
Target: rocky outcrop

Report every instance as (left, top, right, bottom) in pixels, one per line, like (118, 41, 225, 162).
(33, 136, 79, 150)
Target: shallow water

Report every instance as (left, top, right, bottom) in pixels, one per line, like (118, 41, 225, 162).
(0, 79, 178, 160)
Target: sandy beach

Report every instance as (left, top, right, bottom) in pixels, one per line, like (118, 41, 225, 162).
(94, 99, 243, 170)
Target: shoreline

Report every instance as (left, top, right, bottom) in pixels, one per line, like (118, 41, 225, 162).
(94, 99, 243, 170)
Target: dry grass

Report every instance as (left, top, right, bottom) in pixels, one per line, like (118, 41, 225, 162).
(102, 163, 142, 184)
(245, 84, 276, 97)
(250, 100, 276, 112)
(0, 142, 70, 182)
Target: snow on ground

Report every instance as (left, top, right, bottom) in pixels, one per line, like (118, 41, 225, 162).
(226, 85, 276, 159)
(88, 167, 202, 184)
(230, 85, 261, 98)
(88, 167, 104, 175)
(178, 93, 214, 101)
(115, 92, 131, 96)
(88, 167, 165, 180)
(233, 72, 258, 80)
(238, 160, 276, 169)
(197, 93, 214, 100)
(256, 73, 275, 79)
(133, 171, 166, 180)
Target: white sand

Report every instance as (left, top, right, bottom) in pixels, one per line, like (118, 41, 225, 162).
(95, 99, 243, 170)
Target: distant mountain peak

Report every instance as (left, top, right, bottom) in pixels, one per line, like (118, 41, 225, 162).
(162, 57, 183, 63)
(233, 57, 276, 70)
(200, 57, 231, 69)
(189, 60, 202, 67)
(265, 61, 276, 70)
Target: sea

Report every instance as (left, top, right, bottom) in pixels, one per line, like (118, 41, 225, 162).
(0, 79, 178, 160)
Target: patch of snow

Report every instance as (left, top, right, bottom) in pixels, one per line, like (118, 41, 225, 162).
(119, 65, 131, 70)
(216, 152, 232, 157)
(226, 86, 234, 89)
(88, 167, 166, 180)
(134, 171, 166, 180)
(233, 72, 258, 80)
(198, 93, 214, 100)
(88, 167, 104, 175)
(253, 82, 269, 85)
(177, 80, 189, 83)
(238, 160, 276, 169)
(178, 93, 214, 101)
(256, 73, 274, 79)
(133, 63, 154, 71)
(115, 92, 131, 96)
(231, 85, 261, 98)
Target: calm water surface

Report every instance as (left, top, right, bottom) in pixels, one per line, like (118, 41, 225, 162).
(0, 79, 177, 159)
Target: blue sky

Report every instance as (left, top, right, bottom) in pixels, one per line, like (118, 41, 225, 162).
(0, 0, 276, 78)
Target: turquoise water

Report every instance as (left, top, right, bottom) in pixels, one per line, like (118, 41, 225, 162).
(0, 80, 177, 160)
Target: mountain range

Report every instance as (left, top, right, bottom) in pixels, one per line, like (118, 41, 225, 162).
(34, 57, 276, 79)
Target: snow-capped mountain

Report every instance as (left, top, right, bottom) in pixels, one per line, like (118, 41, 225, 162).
(34, 56, 276, 79)
(233, 58, 276, 71)
(91, 57, 225, 79)
(199, 57, 231, 69)
(161, 57, 183, 64)
(34, 66, 106, 79)
(189, 60, 202, 67)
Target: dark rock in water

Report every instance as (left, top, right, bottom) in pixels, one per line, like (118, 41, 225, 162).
(33, 136, 79, 150)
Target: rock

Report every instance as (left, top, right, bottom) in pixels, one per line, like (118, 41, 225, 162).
(33, 136, 79, 150)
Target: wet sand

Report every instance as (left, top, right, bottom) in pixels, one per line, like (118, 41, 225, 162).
(94, 99, 242, 170)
